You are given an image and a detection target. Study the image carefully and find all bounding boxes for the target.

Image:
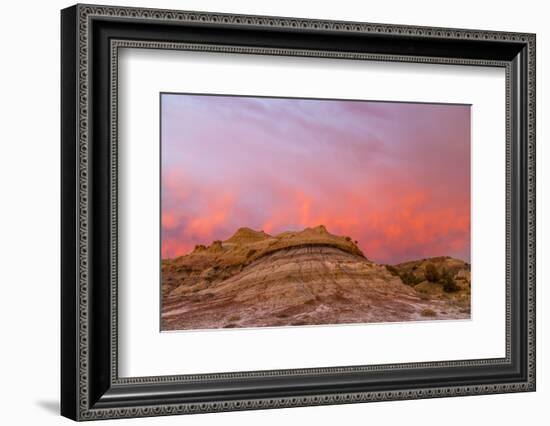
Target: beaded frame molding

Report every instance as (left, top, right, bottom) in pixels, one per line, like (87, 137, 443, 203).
(61, 4, 536, 421)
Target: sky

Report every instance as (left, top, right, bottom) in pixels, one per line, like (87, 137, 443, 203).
(161, 93, 470, 264)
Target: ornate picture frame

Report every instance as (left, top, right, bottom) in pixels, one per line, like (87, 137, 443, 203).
(61, 4, 535, 421)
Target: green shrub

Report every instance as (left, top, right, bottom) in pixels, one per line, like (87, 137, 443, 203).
(425, 263, 440, 282)
(443, 280, 459, 292)
(440, 268, 459, 292)
(400, 271, 421, 286)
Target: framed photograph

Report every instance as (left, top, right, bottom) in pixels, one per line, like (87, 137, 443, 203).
(61, 4, 536, 421)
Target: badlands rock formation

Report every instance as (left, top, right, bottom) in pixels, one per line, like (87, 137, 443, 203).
(161, 226, 470, 330)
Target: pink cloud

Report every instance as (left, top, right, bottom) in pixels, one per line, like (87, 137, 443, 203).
(161, 95, 470, 264)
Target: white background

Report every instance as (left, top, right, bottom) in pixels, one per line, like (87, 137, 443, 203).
(119, 49, 505, 377)
(0, 0, 547, 425)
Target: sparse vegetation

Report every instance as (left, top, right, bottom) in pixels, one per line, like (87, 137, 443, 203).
(420, 308, 437, 317)
(425, 263, 440, 283)
(440, 268, 459, 292)
(385, 265, 422, 286)
(400, 271, 422, 286)
(387, 259, 469, 297)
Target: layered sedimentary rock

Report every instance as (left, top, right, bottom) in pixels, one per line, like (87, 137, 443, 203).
(161, 226, 470, 330)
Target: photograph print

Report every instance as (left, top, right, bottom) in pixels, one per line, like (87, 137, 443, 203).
(160, 93, 471, 331)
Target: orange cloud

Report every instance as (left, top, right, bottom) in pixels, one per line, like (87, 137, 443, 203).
(160, 96, 470, 263)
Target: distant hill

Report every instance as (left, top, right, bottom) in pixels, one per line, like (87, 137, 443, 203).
(386, 256, 470, 304)
(161, 226, 470, 330)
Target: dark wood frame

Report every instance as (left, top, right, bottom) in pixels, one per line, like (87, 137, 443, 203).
(61, 4, 536, 421)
